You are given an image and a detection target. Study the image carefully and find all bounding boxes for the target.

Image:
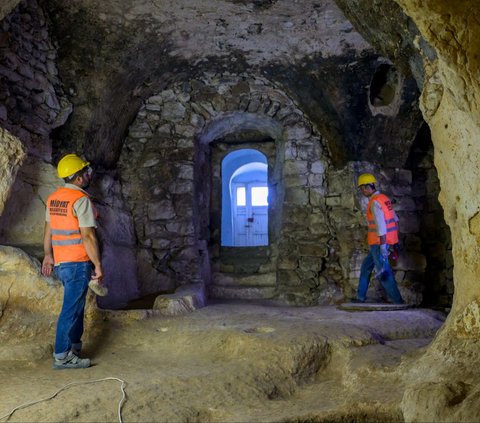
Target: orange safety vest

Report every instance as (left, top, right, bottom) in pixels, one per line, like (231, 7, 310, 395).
(366, 193, 398, 245)
(47, 187, 93, 264)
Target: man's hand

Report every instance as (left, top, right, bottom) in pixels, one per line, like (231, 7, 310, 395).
(380, 244, 389, 258)
(41, 254, 55, 276)
(91, 264, 104, 282)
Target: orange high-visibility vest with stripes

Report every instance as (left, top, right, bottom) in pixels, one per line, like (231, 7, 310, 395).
(47, 187, 91, 264)
(366, 193, 398, 245)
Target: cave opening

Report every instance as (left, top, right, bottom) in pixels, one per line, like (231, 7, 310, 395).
(369, 63, 399, 107)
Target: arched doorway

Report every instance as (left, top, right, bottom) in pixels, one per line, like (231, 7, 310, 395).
(221, 149, 268, 246)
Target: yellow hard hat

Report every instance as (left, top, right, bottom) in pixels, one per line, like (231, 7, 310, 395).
(357, 173, 377, 187)
(57, 154, 90, 179)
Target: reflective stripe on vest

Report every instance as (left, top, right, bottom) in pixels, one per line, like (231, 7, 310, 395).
(47, 187, 90, 264)
(52, 238, 84, 246)
(366, 193, 399, 245)
(51, 229, 81, 236)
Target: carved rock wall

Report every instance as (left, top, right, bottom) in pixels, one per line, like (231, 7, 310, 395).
(342, 0, 480, 420)
(0, 0, 70, 254)
(0, 0, 70, 159)
(0, 0, 453, 313)
(0, 128, 25, 215)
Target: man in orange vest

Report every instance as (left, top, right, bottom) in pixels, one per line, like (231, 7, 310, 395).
(42, 154, 104, 369)
(353, 173, 404, 304)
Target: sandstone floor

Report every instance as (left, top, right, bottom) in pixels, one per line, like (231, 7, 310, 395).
(0, 301, 445, 422)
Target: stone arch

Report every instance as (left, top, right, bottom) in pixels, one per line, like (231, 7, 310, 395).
(196, 111, 285, 249)
(118, 73, 342, 305)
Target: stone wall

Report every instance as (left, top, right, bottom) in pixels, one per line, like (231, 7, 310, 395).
(406, 124, 453, 308)
(0, 0, 70, 160)
(0, 0, 70, 251)
(329, 161, 447, 306)
(118, 73, 437, 306)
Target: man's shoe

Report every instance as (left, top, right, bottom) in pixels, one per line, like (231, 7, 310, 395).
(349, 298, 365, 303)
(53, 351, 91, 370)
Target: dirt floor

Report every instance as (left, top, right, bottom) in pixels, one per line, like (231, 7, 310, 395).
(0, 300, 446, 422)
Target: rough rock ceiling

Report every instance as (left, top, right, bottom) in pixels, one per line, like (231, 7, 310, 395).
(34, 0, 424, 169)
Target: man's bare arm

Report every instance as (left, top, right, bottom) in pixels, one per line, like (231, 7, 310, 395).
(42, 222, 55, 276)
(80, 226, 103, 281)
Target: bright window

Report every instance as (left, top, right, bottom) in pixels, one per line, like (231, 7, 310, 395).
(251, 186, 268, 206)
(236, 186, 246, 206)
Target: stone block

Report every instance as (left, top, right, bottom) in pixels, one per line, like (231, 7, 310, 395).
(391, 184, 412, 196)
(278, 256, 298, 270)
(325, 195, 342, 207)
(299, 256, 323, 272)
(147, 95, 164, 105)
(394, 169, 412, 185)
(284, 174, 308, 187)
(147, 200, 175, 221)
(297, 143, 315, 160)
(285, 142, 297, 160)
(213, 272, 276, 287)
(396, 252, 427, 271)
(208, 285, 276, 300)
(284, 187, 309, 205)
(277, 270, 301, 286)
(394, 270, 406, 283)
(404, 235, 422, 251)
(398, 212, 421, 233)
(144, 221, 166, 238)
(308, 173, 324, 187)
(161, 102, 186, 121)
(129, 122, 152, 138)
(284, 160, 308, 176)
(145, 103, 161, 112)
(165, 221, 195, 235)
(174, 124, 195, 137)
(309, 223, 330, 236)
(176, 164, 194, 180)
(311, 160, 325, 174)
(349, 269, 360, 279)
(297, 242, 328, 257)
(160, 89, 176, 102)
(169, 179, 193, 194)
(153, 284, 206, 315)
(395, 197, 418, 211)
(152, 238, 172, 249)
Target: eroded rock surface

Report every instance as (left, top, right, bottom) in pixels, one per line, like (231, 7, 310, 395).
(0, 300, 444, 422)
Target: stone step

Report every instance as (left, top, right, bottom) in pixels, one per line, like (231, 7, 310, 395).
(208, 284, 277, 300)
(218, 246, 270, 263)
(218, 262, 272, 274)
(212, 272, 277, 287)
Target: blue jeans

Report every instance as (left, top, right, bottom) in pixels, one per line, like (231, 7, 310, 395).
(357, 245, 404, 304)
(54, 261, 92, 359)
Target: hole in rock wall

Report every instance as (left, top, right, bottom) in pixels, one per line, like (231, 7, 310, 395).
(369, 64, 399, 107)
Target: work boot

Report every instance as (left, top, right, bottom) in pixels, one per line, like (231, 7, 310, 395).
(53, 351, 91, 370)
(71, 344, 82, 357)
